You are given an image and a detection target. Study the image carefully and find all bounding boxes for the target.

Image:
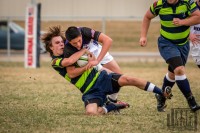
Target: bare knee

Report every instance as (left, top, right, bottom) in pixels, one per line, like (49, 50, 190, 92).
(174, 66, 185, 75)
(85, 104, 99, 115)
(85, 110, 98, 115)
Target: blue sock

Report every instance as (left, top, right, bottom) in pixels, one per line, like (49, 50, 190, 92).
(175, 75, 192, 98)
(144, 82, 163, 95)
(104, 103, 117, 112)
(162, 74, 175, 91)
(153, 86, 163, 95)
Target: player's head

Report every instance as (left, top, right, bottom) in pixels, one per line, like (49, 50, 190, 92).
(65, 26, 83, 50)
(167, 0, 179, 5)
(41, 26, 65, 56)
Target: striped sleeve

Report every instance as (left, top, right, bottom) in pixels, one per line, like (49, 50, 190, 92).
(189, 0, 198, 13)
(51, 58, 64, 68)
(150, 0, 162, 16)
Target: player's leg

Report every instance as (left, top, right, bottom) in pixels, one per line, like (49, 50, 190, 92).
(158, 38, 200, 112)
(190, 42, 200, 69)
(88, 43, 122, 102)
(100, 53, 124, 102)
(155, 68, 176, 111)
(117, 75, 172, 98)
(84, 99, 103, 115)
(102, 59, 122, 74)
(156, 36, 182, 111)
(84, 99, 129, 115)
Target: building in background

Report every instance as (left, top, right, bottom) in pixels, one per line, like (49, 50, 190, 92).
(0, 0, 154, 20)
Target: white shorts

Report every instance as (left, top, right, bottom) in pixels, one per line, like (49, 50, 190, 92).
(87, 42, 113, 65)
(190, 42, 200, 65)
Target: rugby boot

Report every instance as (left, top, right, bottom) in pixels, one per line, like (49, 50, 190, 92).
(155, 86, 173, 112)
(187, 95, 200, 112)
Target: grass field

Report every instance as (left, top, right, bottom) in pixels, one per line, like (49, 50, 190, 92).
(0, 61, 200, 133)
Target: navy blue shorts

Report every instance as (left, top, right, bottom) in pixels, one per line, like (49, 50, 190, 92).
(158, 36, 190, 65)
(82, 71, 121, 107)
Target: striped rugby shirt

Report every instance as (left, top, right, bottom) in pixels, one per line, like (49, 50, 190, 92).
(150, 0, 198, 45)
(51, 54, 100, 94)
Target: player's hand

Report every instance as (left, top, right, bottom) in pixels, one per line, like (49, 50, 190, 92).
(139, 37, 147, 47)
(87, 52, 96, 61)
(173, 18, 183, 26)
(87, 60, 99, 68)
(190, 34, 200, 45)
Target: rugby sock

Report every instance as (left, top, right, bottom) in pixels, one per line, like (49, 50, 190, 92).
(107, 93, 118, 101)
(162, 73, 175, 91)
(175, 75, 192, 98)
(102, 106, 108, 114)
(144, 82, 163, 95)
(104, 103, 118, 112)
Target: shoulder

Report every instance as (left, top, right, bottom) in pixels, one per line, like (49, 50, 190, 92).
(150, 0, 165, 15)
(181, 0, 196, 5)
(51, 56, 64, 68)
(151, 0, 165, 8)
(64, 44, 78, 58)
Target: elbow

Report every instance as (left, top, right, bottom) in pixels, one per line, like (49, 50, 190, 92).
(67, 73, 76, 79)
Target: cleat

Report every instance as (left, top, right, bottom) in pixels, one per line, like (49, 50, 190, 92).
(106, 97, 130, 113)
(116, 101, 130, 108)
(112, 101, 130, 110)
(187, 96, 200, 112)
(163, 86, 173, 99)
(155, 94, 167, 112)
(155, 86, 172, 112)
(106, 96, 130, 107)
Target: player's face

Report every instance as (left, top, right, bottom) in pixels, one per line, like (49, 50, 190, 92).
(69, 35, 82, 50)
(167, 0, 179, 4)
(50, 36, 64, 56)
(197, 0, 200, 5)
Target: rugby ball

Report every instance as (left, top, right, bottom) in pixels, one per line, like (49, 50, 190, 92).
(76, 55, 88, 67)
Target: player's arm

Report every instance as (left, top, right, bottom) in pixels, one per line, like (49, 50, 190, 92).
(140, 9, 156, 47)
(173, 10, 200, 26)
(96, 33, 112, 64)
(66, 64, 92, 79)
(82, 27, 112, 66)
(173, 1, 200, 26)
(189, 26, 200, 45)
(61, 48, 88, 67)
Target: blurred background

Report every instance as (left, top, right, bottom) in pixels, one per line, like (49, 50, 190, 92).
(0, 0, 164, 63)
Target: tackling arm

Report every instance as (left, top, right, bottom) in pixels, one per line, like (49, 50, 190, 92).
(61, 48, 88, 67)
(66, 65, 91, 79)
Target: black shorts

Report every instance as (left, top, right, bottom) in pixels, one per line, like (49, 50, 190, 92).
(111, 73, 122, 93)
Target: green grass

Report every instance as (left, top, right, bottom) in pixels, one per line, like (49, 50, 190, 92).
(0, 62, 200, 133)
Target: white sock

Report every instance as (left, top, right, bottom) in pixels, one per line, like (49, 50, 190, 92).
(108, 93, 118, 101)
(102, 106, 108, 114)
(147, 83, 155, 92)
